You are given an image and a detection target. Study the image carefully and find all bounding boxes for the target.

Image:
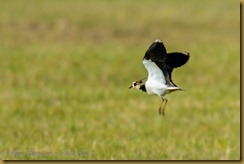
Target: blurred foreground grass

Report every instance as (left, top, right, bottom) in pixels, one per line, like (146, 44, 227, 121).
(0, 0, 240, 160)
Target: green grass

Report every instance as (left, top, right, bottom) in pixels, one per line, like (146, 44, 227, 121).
(0, 0, 240, 160)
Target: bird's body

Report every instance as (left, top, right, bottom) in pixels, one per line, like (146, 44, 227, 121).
(129, 39, 190, 115)
(142, 59, 179, 96)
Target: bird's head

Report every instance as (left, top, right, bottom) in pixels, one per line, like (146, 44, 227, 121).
(129, 80, 144, 90)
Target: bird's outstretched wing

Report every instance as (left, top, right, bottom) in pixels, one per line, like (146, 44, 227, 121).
(142, 40, 190, 87)
(143, 39, 167, 62)
(166, 52, 190, 68)
(166, 52, 190, 86)
(142, 40, 172, 85)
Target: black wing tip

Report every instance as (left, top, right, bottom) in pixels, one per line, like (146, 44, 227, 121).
(181, 52, 190, 61)
(143, 39, 167, 61)
(148, 39, 163, 51)
(148, 39, 166, 52)
(165, 52, 190, 68)
(184, 52, 190, 62)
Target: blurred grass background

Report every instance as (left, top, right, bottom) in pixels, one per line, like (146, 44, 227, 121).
(0, 0, 240, 160)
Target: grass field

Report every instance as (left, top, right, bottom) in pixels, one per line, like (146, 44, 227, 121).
(0, 0, 240, 160)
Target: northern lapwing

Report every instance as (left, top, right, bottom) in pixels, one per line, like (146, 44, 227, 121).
(129, 39, 190, 115)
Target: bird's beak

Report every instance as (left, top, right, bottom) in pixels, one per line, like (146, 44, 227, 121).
(129, 85, 133, 89)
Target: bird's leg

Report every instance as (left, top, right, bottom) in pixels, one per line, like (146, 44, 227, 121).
(162, 98, 168, 115)
(159, 97, 164, 115)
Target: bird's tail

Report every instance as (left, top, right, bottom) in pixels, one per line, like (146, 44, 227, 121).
(179, 88, 186, 91)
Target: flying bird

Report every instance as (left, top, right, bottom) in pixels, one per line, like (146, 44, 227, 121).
(129, 39, 190, 115)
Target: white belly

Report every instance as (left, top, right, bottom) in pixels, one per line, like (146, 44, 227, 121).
(145, 80, 167, 96)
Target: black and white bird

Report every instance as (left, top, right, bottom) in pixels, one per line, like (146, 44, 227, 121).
(129, 39, 190, 115)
